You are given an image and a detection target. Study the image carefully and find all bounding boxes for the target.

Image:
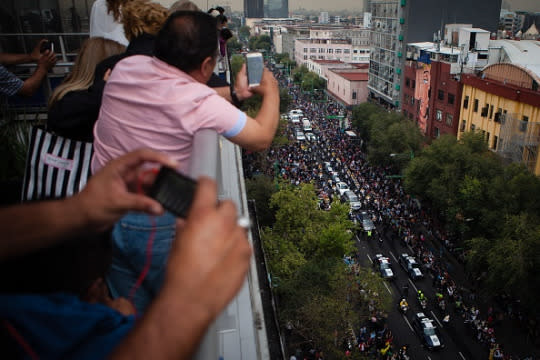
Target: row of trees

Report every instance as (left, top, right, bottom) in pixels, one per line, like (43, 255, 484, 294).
(292, 65, 326, 92)
(351, 102, 540, 317)
(249, 179, 391, 357)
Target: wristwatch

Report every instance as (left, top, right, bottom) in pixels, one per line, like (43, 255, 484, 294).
(231, 89, 244, 108)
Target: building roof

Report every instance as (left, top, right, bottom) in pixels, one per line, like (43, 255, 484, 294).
(461, 27, 490, 33)
(312, 59, 345, 64)
(334, 72, 369, 81)
(488, 40, 540, 79)
(352, 63, 369, 69)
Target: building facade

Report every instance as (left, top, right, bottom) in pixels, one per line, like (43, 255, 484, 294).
(264, 0, 288, 18)
(245, 0, 264, 18)
(367, 0, 501, 110)
(305, 59, 353, 80)
(327, 69, 369, 107)
(458, 66, 540, 175)
(294, 38, 370, 66)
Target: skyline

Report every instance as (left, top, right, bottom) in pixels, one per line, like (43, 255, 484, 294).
(164, 0, 540, 13)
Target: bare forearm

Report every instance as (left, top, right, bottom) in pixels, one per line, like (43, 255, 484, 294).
(254, 91, 280, 148)
(0, 53, 33, 65)
(19, 66, 48, 96)
(0, 197, 87, 260)
(111, 286, 213, 360)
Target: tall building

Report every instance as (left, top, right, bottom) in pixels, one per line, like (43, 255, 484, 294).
(264, 0, 288, 18)
(245, 0, 264, 18)
(319, 12, 329, 24)
(367, 0, 501, 109)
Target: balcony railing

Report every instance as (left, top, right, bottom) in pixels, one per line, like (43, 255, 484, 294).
(190, 131, 270, 360)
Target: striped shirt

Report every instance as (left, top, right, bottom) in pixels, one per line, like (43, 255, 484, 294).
(0, 65, 24, 97)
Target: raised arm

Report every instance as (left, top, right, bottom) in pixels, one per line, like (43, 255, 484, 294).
(0, 149, 177, 260)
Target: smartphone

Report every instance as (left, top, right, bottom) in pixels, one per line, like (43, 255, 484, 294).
(149, 167, 197, 218)
(245, 52, 264, 87)
(40, 40, 54, 54)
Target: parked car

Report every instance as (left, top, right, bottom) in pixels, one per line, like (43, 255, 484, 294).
(357, 210, 376, 232)
(336, 182, 350, 196)
(305, 132, 317, 142)
(342, 190, 361, 211)
(374, 254, 395, 280)
(399, 253, 424, 280)
(295, 130, 306, 141)
(412, 312, 445, 350)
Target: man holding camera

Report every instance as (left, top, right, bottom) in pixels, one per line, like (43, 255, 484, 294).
(0, 39, 57, 97)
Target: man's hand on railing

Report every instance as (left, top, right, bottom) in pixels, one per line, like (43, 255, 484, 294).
(37, 49, 57, 72)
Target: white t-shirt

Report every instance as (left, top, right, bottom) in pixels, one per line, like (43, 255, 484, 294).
(89, 0, 129, 46)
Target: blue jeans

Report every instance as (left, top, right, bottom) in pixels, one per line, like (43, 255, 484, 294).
(106, 212, 176, 314)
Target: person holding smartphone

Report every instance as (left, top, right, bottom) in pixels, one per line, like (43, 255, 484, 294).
(91, 11, 278, 313)
(0, 39, 57, 97)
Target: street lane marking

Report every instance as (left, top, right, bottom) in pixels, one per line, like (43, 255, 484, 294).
(403, 314, 414, 332)
(356, 235, 361, 242)
(430, 311, 443, 327)
(383, 281, 392, 295)
(367, 254, 373, 263)
(409, 278, 418, 293)
(427, 356, 432, 360)
(389, 250, 398, 262)
(459, 351, 466, 360)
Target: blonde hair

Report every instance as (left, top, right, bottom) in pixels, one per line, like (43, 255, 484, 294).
(169, 0, 201, 12)
(48, 37, 125, 107)
(122, 0, 169, 41)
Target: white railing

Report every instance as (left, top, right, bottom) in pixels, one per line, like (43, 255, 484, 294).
(190, 130, 269, 360)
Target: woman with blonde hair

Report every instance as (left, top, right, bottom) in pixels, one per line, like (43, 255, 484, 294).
(47, 37, 125, 141)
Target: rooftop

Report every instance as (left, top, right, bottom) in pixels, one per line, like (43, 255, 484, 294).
(334, 71, 369, 81)
(313, 59, 345, 64)
(488, 40, 540, 79)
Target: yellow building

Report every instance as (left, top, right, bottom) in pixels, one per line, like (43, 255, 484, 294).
(458, 62, 540, 175)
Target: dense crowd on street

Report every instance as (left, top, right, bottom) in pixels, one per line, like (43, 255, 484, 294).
(247, 61, 537, 360)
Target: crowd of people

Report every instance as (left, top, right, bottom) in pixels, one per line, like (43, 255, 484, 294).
(254, 61, 534, 359)
(1, 1, 279, 358)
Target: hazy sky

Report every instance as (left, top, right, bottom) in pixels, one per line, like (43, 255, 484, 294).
(160, 0, 540, 12)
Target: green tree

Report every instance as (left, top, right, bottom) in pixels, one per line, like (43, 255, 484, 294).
(300, 72, 325, 92)
(227, 36, 242, 53)
(292, 65, 309, 84)
(246, 175, 277, 228)
(238, 26, 251, 40)
(230, 54, 244, 79)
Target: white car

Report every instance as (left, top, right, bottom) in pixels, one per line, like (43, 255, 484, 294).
(295, 131, 306, 141)
(305, 132, 317, 142)
(336, 182, 350, 196)
(331, 172, 341, 183)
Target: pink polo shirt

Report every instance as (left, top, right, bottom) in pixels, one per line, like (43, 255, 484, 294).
(92, 55, 246, 174)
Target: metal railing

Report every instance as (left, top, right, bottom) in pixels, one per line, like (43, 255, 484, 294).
(190, 130, 270, 360)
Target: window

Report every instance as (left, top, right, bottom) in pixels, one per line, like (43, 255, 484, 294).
(344, 49, 350, 54)
(520, 116, 529, 132)
(473, 99, 479, 112)
(405, 77, 410, 87)
(463, 95, 469, 109)
(319, 48, 324, 53)
(403, 110, 408, 118)
(493, 135, 498, 150)
(303, 48, 308, 53)
(446, 113, 453, 126)
(436, 109, 443, 121)
(411, 80, 416, 89)
(471, 124, 476, 131)
(481, 105, 488, 117)
(461, 120, 466, 132)
(335, 49, 342, 54)
(438, 90, 444, 101)
(304, 55, 307, 60)
(486, 132, 490, 144)
(352, 91, 357, 100)
(434, 127, 440, 138)
(310, 48, 317, 53)
(489, 105, 494, 119)
(448, 93, 455, 105)
(328, 49, 333, 53)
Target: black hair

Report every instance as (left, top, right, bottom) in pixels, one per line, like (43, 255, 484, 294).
(221, 28, 233, 41)
(215, 6, 225, 14)
(154, 11, 218, 73)
(217, 14, 228, 25)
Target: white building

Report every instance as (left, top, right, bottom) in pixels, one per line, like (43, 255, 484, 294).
(319, 11, 329, 24)
(305, 59, 354, 80)
(294, 38, 370, 67)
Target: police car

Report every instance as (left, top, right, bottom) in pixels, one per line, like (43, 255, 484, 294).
(399, 253, 424, 280)
(373, 254, 395, 280)
(412, 312, 445, 350)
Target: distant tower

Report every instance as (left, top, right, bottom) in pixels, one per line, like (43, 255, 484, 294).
(245, 0, 264, 18)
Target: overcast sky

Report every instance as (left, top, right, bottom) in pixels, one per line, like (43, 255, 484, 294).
(160, 0, 539, 12)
